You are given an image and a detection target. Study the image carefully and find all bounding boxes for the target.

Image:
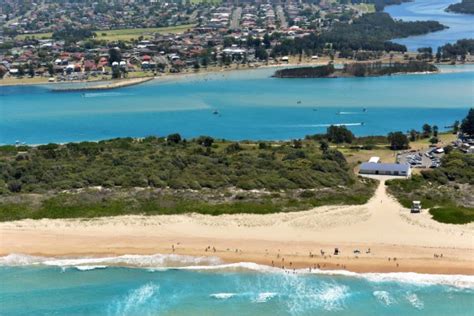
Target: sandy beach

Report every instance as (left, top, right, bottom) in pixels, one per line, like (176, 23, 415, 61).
(1, 178, 473, 274)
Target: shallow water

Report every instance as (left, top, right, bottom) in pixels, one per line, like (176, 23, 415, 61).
(385, 0, 474, 51)
(1, 65, 473, 144)
(0, 254, 473, 316)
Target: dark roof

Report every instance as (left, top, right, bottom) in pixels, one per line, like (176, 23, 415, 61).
(359, 162, 410, 172)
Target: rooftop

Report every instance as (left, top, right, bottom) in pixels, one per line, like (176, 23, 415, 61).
(360, 162, 410, 172)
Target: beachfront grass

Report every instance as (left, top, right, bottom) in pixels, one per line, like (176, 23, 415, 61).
(430, 206, 474, 225)
(15, 24, 195, 41)
(0, 182, 376, 221)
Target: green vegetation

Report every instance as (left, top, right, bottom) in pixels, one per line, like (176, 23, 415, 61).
(96, 25, 195, 41)
(273, 61, 437, 78)
(272, 12, 445, 56)
(387, 151, 474, 224)
(273, 64, 335, 78)
(461, 108, 474, 136)
(438, 39, 474, 60)
(388, 131, 409, 150)
(446, 0, 474, 14)
(15, 24, 195, 41)
(430, 206, 474, 225)
(351, 0, 410, 12)
(0, 136, 377, 221)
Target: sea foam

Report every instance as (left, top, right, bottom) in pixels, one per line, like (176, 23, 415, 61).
(0, 253, 221, 269)
(210, 293, 236, 300)
(2, 253, 473, 289)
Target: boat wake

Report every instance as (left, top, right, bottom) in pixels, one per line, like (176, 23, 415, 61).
(283, 122, 364, 128)
(83, 92, 133, 98)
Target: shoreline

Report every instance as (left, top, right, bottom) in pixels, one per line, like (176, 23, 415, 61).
(1, 180, 473, 275)
(1, 59, 472, 89)
(50, 76, 154, 92)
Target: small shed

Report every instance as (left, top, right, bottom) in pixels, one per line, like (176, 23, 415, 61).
(368, 156, 380, 163)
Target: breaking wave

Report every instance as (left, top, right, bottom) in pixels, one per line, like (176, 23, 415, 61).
(0, 253, 221, 269)
(210, 293, 236, 300)
(75, 265, 107, 271)
(406, 292, 424, 310)
(109, 282, 160, 316)
(373, 290, 395, 306)
(253, 292, 278, 303)
(2, 253, 473, 289)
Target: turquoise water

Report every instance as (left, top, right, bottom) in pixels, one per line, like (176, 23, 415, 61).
(0, 254, 473, 316)
(385, 0, 474, 51)
(1, 66, 473, 144)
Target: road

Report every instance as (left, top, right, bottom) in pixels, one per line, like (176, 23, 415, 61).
(276, 5, 288, 29)
(230, 6, 242, 30)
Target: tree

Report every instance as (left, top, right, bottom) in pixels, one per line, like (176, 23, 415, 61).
(409, 129, 418, 142)
(443, 145, 454, 154)
(167, 133, 182, 144)
(453, 120, 460, 134)
(429, 137, 439, 145)
(433, 125, 439, 137)
(196, 136, 214, 147)
(460, 108, 474, 136)
(47, 63, 54, 76)
(255, 47, 268, 61)
(388, 131, 409, 150)
(28, 64, 35, 77)
(292, 139, 303, 148)
(263, 33, 271, 49)
(319, 140, 329, 152)
(108, 48, 121, 65)
(111, 66, 121, 79)
(326, 125, 355, 144)
(8, 180, 22, 193)
(422, 123, 432, 138)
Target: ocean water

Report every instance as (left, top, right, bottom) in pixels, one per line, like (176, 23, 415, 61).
(1, 65, 473, 144)
(0, 254, 473, 316)
(385, 0, 474, 51)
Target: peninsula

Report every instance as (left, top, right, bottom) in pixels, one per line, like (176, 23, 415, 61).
(446, 0, 474, 14)
(273, 61, 439, 78)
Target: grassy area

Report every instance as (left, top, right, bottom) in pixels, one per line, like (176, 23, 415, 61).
(15, 32, 53, 40)
(353, 3, 376, 13)
(410, 132, 457, 151)
(430, 206, 474, 225)
(15, 24, 195, 41)
(96, 24, 196, 41)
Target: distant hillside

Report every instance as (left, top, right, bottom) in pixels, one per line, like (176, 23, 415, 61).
(446, 0, 474, 14)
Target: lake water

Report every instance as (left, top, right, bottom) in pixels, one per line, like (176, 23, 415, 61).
(1, 65, 473, 144)
(385, 0, 474, 51)
(1, 254, 473, 316)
